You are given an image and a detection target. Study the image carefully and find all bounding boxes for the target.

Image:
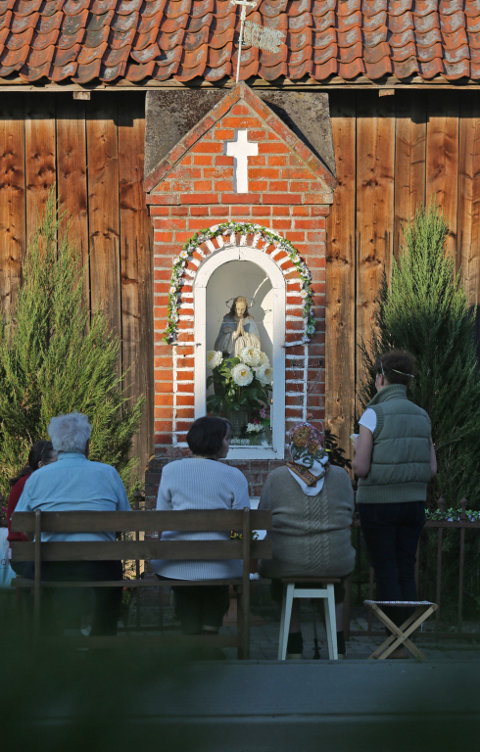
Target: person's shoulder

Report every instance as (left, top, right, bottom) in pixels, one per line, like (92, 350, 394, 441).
(219, 462, 248, 481)
(265, 466, 290, 482)
(327, 464, 350, 481)
(85, 459, 120, 476)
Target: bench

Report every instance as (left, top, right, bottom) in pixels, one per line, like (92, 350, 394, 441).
(10, 507, 272, 658)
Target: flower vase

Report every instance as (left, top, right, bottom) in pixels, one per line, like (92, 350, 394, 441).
(229, 409, 248, 439)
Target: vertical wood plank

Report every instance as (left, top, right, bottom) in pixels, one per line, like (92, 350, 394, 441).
(86, 100, 121, 341)
(356, 94, 395, 409)
(25, 94, 56, 248)
(426, 92, 459, 261)
(118, 103, 154, 465)
(0, 94, 25, 315)
(394, 95, 427, 256)
(56, 99, 89, 302)
(325, 93, 356, 460)
(457, 98, 480, 306)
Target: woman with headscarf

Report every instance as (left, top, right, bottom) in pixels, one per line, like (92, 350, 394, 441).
(258, 422, 355, 658)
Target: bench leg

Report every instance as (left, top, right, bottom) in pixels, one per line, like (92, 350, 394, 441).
(278, 583, 295, 660)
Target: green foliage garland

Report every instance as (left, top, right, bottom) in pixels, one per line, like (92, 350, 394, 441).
(163, 222, 314, 344)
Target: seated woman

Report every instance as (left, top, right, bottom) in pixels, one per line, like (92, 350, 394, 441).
(258, 422, 355, 658)
(7, 439, 57, 577)
(151, 416, 250, 635)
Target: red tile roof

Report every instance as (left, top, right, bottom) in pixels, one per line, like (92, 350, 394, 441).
(1, 0, 480, 86)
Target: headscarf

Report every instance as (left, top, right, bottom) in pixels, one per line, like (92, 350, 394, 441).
(286, 422, 329, 496)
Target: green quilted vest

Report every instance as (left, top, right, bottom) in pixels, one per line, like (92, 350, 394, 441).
(356, 384, 432, 504)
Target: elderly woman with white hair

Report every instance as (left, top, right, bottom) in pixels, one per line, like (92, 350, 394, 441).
(15, 412, 130, 635)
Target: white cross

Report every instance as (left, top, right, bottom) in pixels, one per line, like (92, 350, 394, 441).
(225, 129, 258, 193)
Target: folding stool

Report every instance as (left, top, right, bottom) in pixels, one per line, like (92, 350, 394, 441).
(278, 577, 341, 660)
(364, 599, 438, 660)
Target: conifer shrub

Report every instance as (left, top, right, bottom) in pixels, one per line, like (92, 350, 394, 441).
(0, 191, 143, 505)
(359, 203, 480, 509)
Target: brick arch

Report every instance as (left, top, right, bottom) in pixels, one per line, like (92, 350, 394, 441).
(165, 223, 315, 457)
(166, 223, 314, 346)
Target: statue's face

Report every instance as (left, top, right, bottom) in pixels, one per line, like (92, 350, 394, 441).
(235, 298, 247, 317)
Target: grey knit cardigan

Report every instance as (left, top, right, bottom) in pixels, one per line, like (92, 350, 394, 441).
(258, 464, 355, 579)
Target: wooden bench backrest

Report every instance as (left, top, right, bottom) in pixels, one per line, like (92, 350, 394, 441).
(11, 509, 272, 563)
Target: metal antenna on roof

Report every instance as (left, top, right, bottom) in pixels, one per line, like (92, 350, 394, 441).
(231, 0, 258, 84)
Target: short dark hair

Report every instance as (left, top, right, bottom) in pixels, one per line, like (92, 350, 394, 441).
(186, 416, 231, 457)
(10, 440, 54, 486)
(377, 350, 417, 386)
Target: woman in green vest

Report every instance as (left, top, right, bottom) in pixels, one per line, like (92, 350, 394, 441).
(353, 350, 437, 628)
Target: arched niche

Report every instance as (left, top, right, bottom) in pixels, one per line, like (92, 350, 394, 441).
(194, 246, 286, 459)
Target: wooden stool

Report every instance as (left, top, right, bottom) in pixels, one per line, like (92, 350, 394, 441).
(364, 599, 438, 660)
(278, 577, 341, 661)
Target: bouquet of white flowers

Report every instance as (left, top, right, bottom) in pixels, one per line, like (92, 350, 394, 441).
(206, 347, 272, 436)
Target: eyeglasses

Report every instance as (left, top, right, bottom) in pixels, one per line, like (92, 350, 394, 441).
(376, 363, 385, 376)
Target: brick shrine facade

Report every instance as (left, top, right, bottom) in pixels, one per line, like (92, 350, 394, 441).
(144, 83, 336, 504)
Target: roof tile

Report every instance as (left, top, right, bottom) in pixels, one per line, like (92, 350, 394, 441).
(43, 1, 65, 16)
(31, 31, 61, 51)
(37, 11, 63, 34)
(75, 58, 102, 82)
(131, 43, 159, 64)
(51, 60, 77, 80)
(389, 1, 414, 16)
(11, 13, 39, 33)
(142, 0, 168, 18)
(64, 0, 90, 14)
(388, 13, 414, 33)
(313, 9, 335, 32)
(15, 0, 43, 14)
(0, 1, 480, 86)
(54, 43, 81, 66)
(124, 59, 155, 81)
(6, 27, 34, 50)
(77, 40, 107, 64)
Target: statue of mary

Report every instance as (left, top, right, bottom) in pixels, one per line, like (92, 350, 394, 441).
(214, 296, 261, 358)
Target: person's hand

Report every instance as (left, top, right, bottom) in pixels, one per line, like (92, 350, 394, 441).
(235, 319, 245, 338)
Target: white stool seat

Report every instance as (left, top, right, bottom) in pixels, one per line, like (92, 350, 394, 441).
(277, 577, 340, 661)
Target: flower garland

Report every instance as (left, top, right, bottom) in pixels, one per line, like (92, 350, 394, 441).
(426, 507, 480, 522)
(163, 222, 314, 344)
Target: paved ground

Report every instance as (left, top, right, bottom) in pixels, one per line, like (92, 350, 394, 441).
(127, 581, 480, 662)
(3, 586, 480, 752)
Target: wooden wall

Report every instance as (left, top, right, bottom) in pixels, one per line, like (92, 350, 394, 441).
(326, 89, 480, 462)
(0, 91, 153, 474)
(1, 87, 480, 475)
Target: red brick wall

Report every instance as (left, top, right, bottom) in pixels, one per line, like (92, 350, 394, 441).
(145, 85, 333, 502)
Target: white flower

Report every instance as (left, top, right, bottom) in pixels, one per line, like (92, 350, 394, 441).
(207, 350, 223, 369)
(239, 346, 263, 367)
(180, 250, 189, 259)
(231, 363, 254, 387)
(254, 364, 273, 386)
(256, 350, 270, 366)
(246, 422, 263, 434)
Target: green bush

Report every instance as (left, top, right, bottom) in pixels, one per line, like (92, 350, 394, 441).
(359, 203, 480, 509)
(0, 190, 143, 504)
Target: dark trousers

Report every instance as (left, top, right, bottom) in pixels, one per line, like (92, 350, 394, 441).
(359, 501, 425, 624)
(172, 585, 230, 635)
(41, 560, 123, 636)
